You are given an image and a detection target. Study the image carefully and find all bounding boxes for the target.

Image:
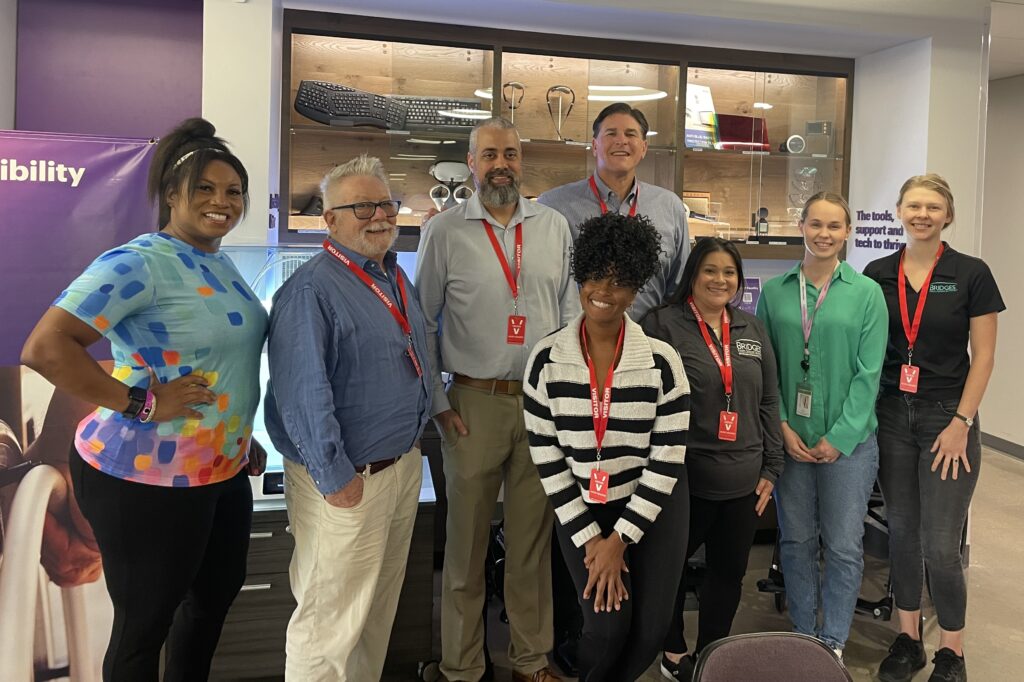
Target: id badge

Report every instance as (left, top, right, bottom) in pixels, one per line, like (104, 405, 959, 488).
(406, 345, 423, 377)
(506, 315, 527, 345)
(588, 468, 609, 504)
(718, 410, 739, 442)
(795, 381, 813, 418)
(899, 364, 919, 393)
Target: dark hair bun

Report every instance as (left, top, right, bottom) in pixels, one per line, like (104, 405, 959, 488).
(172, 117, 218, 144)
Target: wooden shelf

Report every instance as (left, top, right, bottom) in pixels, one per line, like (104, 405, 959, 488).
(684, 147, 842, 162)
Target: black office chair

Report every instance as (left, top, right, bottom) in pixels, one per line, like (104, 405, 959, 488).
(693, 632, 852, 682)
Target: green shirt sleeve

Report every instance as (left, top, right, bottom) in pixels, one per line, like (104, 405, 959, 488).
(824, 282, 887, 455)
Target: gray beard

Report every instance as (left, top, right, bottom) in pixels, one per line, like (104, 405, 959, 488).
(477, 180, 520, 207)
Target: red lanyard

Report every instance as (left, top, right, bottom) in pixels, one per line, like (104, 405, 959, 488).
(581, 320, 625, 457)
(588, 175, 638, 217)
(897, 243, 944, 364)
(482, 220, 523, 306)
(687, 297, 732, 400)
(323, 239, 412, 337)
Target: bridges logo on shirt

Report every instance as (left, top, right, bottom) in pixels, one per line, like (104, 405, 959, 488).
(734, 339, 762, 359)
(929, 281, 957, 294)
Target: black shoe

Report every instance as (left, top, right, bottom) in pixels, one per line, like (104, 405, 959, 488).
(928, 648, 966, 682)
(878, 633, 926, 681)
(660, 654, 695, 681)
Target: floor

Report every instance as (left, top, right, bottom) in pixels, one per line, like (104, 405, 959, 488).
(385, 447, 1024, 681)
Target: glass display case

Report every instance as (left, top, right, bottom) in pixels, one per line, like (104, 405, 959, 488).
(499, 52, 679, 197)
(288, 34, 495, 232)
(682, 66, 847, 243)
(220, 243, 433, 503)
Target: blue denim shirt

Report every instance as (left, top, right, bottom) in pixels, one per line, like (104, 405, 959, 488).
(264, 240, 432, 495)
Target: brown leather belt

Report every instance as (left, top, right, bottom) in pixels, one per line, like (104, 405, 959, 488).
(452, 373, 523, 396)
(356, 456, 400, 477)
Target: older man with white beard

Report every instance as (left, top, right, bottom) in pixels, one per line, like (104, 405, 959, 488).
(265, 154, 433, 681)
(416, 118, 579, 682)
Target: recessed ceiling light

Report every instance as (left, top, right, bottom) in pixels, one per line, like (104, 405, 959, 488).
(646, 130, 658, 137)
(438, 108, 492, 120)
(408, 138, 442, 145)
(398, 206, 413, 214)
(474, 88, 493, 99)
(753, 102, 773, 110)
(588, 86, 668, 102)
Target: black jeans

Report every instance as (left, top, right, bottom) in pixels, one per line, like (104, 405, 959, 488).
(663, 492, 760, 655)
(70, 452, 252, 682)
(553, 467, 689, 682)
(876, 394, 981, 631)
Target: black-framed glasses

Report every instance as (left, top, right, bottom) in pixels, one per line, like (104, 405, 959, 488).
(329, 200, 402, 219)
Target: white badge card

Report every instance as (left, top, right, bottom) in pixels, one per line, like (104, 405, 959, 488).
(795, 381, 813, 418)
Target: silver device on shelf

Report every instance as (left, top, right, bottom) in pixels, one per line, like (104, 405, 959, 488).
(546, 85, 575, 141)
(804, 120, 834, 156)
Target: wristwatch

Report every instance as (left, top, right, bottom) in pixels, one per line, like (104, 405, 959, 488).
(121, 386, 147, 419)
(953, 412, 975, 428)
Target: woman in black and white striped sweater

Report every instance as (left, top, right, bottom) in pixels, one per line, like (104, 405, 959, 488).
(523, 212, 691, 682)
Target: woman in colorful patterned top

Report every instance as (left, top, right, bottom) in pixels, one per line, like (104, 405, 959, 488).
(21, 117, 269, 682)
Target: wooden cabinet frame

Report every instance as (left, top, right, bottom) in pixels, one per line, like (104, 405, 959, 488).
(280, 9, 854, 245)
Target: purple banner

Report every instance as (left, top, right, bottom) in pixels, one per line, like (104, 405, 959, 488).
(0, 131, 156, 365)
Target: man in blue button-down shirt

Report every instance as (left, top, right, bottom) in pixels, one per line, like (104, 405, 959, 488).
(264, 154, 432, 681)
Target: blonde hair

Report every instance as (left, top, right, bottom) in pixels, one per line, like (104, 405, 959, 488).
(897, 173, 955, 228)
(800, 192, 852, 226)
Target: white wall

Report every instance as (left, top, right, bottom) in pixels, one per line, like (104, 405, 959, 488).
(0, 0, 16, 129)
(846, 38, 932, 271)
(980, 75, 1024, 447)
(203, 0, 282, 245)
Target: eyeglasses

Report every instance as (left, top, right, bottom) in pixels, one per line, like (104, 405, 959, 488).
(329, 200, 402, 219)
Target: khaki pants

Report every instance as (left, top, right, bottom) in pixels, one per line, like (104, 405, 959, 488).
(439, 384, 554, 681)
(283, 448, 422, 682)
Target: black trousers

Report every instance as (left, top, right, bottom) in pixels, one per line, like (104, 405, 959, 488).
(70, 452, 252, 682)
(663, 492, 760, 655)
(553, 467, 689, 682)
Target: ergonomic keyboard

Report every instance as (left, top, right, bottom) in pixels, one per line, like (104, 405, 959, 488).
(392, 95, 485, 132)
(294, 80, 408, 129)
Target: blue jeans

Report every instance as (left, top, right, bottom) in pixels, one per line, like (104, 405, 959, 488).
(775, 434, 879, 650)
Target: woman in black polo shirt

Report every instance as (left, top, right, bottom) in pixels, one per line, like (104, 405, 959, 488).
(641, 237, 785, 680)
(864, 174, 1003, 682)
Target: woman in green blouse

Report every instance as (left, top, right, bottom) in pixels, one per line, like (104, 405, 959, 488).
(756, 191, 887, 657)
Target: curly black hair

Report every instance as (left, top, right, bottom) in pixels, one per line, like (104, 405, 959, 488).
(571, 213, 662, 290)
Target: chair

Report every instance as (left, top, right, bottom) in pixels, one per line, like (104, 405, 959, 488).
(0, 454, 99, 682)
(693, 632, 852, 682)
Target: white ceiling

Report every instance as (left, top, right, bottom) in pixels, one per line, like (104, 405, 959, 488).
(287, 0, 1024, 78)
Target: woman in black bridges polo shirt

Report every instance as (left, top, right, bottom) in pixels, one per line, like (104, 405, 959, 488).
(864, 174, 1004, 682)
(641, 237, 785, 681)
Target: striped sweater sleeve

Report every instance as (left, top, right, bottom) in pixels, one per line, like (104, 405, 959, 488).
(523, 341, 603, 548)
(613, 344, 690, 545)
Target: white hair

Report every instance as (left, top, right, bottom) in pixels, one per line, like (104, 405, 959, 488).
(320, 154, 389, 205)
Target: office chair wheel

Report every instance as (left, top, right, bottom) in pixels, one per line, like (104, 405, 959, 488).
(874, 604, 892, 620)
(774, 592, 786, 613)
(418, 660, 441, 681)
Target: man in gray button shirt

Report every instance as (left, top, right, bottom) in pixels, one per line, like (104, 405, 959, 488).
(416, 117, 578, 682)
(538, 102, 690, 320)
